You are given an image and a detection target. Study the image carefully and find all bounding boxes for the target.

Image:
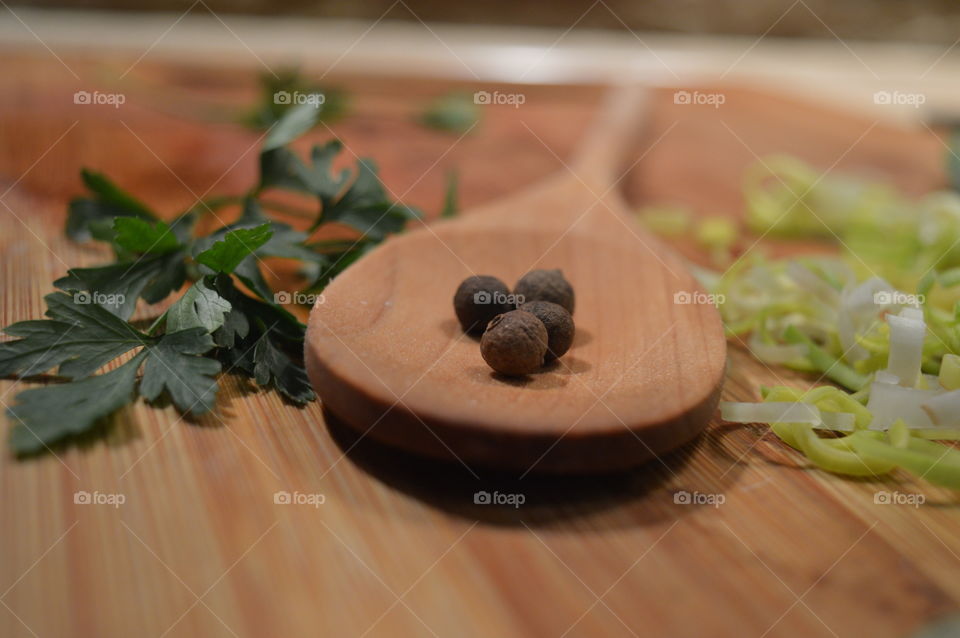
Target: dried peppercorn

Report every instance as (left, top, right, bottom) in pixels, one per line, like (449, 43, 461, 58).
(519, 301, 574, 361)
(453, 275, 512, 333)
(480, 310, 548, 376)
(514, 269, 575, 314)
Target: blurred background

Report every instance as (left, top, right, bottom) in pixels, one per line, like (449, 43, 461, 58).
(10, 0, 960, 42)
(3, 0, 959, 125)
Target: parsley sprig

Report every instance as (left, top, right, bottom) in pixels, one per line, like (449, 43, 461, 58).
(1, 102, 435, 455)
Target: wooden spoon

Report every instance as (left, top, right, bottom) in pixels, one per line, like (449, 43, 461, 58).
(305, 85, 726, 474)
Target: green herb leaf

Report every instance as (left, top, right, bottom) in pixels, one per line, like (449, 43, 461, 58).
(195, 223, 273, 274)
(0, 291, 149, 379)
(301, 241, 374, 293)
(211, 275, 313, 403)
(263, 102, 319, 151)
(244, 68, 347, 132)
(66, 169, 156, 242)
(139, 328, 221, 414)
(259, 140, 350, 198)
(253, 333, 314, 403)
(2, 293, 223, 453)
(420, 92, 480, 134)
(441, 170, 459, 218)
(949, 128, 960, 194)
(228, 199, 323, 263)
(5, 83, 432, 454)
(310, 141, 352, 206)
(321, 159, 420, 238)
(260, 140, 419, 239)
(54, 252, 187, 320)
(9, 352, 146, 455)
(165, 278, 232, 333)
(113, 217, 182, 255)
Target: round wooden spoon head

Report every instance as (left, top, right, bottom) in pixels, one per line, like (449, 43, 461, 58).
(306, 87, 726, 474)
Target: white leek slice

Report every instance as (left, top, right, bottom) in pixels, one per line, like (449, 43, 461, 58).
(786, 261, 839, 304)
(747, 333, 807, 364)
(721, 401, 820, 424)
(819, 411, 856, 431)
(885, 309, 925, 388)
(866, 381, 937, 429)
(900, 307, 924, 321)
(940, 354, 960, 391)
(720, 402, 855, 431)
(838, 277, 894, 362)
(874, 370, 900, 385)
(917, 374, 941, 391)
(922, 390, 960, 427)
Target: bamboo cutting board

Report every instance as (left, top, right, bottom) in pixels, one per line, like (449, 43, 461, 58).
(1, 48, 958, 638)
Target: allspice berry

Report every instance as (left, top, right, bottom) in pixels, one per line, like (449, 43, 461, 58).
(514, 268, 575, 314)
(520, 301, 574, 361)
(480, 310, 548, 376)
(453, 275, 512, 333)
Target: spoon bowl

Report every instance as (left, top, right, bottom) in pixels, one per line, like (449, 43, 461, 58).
(306, 86, 726, 473)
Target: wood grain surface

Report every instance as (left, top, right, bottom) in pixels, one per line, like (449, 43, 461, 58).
(1, 48, 959, 638)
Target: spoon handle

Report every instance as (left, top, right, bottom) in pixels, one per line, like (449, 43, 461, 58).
(569, 84, 651, 191)
(446, 84, 652, 231)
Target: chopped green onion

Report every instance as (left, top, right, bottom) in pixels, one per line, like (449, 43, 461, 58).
(940, 354, 960, 390)
(783, 326, 869, 391)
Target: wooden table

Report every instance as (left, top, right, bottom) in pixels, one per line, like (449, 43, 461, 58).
(1, 47, 958, 638)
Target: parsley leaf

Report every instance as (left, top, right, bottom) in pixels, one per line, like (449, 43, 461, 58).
(4, 94, 439, 454)
(164, 278, 232, 333)
(259, 139, 350, 198)
(253, 333, 314, 403)
(195, 223, 273, 274)
(0, 292, 149, 379)
(54, 252, 188, 320)
(113, 218, 181, 255)
(244, 68, 347, 132)
(9, 353, 146, 454)
(211, 275, 313, 403)
(139, 329, 221, 415)
(300, 241, 376, 294)
(260, 138, 419, 239)
(2, 294, 221, 453)
(66, 169, 156, 242)
(263, 102, 319, 151)
(196, 200, 326, 300)
(420, 92, 480, 134)
(949, 128, 960, 194)
(321, 158, 420, 238)
(441, 170, 459, 218)
(235, 199, 323, 263)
